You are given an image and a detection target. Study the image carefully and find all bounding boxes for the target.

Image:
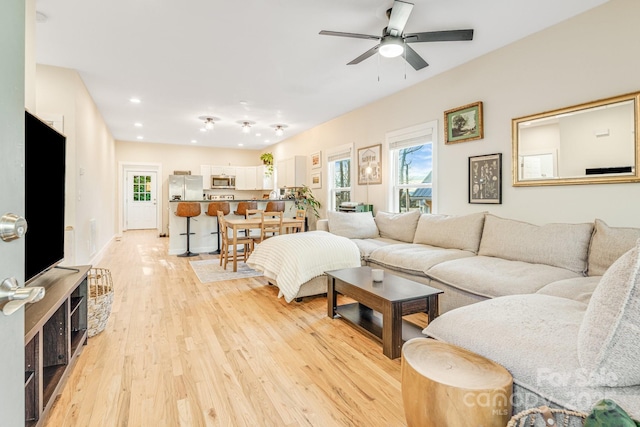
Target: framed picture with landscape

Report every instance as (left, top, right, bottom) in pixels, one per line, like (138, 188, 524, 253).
(445, 101, 484, 144)
(469, 153, 502, 204)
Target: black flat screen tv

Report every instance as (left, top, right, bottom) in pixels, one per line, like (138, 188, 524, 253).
(25, 111, 67, 284)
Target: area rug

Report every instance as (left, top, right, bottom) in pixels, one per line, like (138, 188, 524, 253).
(189, 259, 263, 284)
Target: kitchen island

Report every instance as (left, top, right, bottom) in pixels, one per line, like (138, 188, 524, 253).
(168, 199, 296, 255)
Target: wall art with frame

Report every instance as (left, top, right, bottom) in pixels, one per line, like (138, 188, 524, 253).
(469, 153, 502, 204)
(310, 172, 322, 189)
(310, 151, 322, 169)
(358, 144, 382, 185)
(445, 101, 484, 144)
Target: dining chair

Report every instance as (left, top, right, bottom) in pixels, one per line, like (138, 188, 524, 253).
(217, 210, 254, 270)
(244, 208, 264, 244)
(254, 211, 284, 244)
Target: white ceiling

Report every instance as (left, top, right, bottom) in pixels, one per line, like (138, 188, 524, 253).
(34, 0, 607, 150)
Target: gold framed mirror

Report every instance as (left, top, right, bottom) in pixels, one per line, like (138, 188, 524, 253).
(512, 91, 639, 186)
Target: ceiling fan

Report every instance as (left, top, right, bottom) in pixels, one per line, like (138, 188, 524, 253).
(319, 0, 474, 70)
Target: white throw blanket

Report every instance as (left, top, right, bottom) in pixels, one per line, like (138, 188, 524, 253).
(247, 230, 361, 302)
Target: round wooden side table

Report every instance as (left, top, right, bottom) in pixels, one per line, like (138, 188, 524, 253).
(401, 338, 513, 427)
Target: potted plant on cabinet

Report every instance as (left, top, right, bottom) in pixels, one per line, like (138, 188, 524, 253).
(260, 152, 274, 177)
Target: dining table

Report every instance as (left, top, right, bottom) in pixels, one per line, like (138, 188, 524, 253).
(223, 216, 305, 272)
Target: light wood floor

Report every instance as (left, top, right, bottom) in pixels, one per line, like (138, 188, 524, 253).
(43, 230, 413, 427)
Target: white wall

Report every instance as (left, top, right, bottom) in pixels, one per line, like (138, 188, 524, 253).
(271, 0, 640, 227)
(35, 64, 117, 266)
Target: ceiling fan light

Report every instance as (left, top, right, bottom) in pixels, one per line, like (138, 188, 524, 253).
(379, 37, 404, 58)
(199, 115, 219, 131)
(242, 122, 251, 133)
(271, 124, 288, 137)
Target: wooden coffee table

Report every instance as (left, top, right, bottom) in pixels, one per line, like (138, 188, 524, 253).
(326, 266, 443, 359)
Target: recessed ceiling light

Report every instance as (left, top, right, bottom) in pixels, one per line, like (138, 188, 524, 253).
(200, 128, 206, 132)
(264, 140, 271, 144)
(255, 133, 261, 137)
(134, 122, 143, 127)
(239, 101, 248, 106)
(191, 140, 197, 144)
(136, 136, 143, 140)
(238, 143, 244, 147)
(129, 98, 141, 104)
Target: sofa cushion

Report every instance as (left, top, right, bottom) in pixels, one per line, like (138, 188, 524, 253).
(368, 243, 475, 275)
(588, 219, 640, 276)
(374, 210, 420, 243)
(327, 210, 379, 239)
(423, 294, 592, 413)
(478, 214, 593, 274)
(412, 212, 486, 253)
(536, 276, 601, 305)
(426, 256, 580, 299)
(350, 237, 400, 260)
(578, 238, 640, 387)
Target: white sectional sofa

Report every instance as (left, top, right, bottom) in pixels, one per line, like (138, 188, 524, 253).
(316, 211, 640, 418)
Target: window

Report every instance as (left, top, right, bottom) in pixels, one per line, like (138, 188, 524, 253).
(327, 145, 353, 211)
(387, 122, 436, 213)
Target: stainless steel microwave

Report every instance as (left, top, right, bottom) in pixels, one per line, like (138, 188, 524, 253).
(211, 175, 235, 189)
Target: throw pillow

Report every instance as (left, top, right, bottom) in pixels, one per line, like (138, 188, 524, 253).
(577, 238, 640, 386)
(478, 214, 593, 274)
(412, 212, 486, 253)
(587, 219, 640, 276)
(374, 210, 420, 243)
(327, 210, 379, 239)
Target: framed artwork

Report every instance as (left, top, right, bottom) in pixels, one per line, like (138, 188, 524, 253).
(445, 101, 484, 144)
(310, 151, 322, 169)
(469, 153, 502, 204)
(358, 144, 382, 185)
(310, 172, 322, 189)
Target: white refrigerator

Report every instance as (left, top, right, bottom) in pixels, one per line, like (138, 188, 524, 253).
(169, 175, 203, 200)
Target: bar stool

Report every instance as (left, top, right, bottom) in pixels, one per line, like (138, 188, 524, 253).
(176, 202, 201, 257)
(206, 201, 230, 255)
(265, 201, 285, 213)
(234, 201, 258, 216)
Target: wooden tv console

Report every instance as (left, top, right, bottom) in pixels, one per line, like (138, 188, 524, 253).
(24, 265, 90, 427)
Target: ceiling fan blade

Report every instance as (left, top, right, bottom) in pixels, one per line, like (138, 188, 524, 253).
(405, 29, 474, 43)
(319, 30, 381, 41)
(386, 1, 414, 36)
(347, 45, 381, 65)
(404, 45, 428, 70)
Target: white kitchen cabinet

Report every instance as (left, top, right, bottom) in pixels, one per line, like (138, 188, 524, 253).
(211, 166, 237, 176)
(200, 165, 211, 190)
(257, 165, 274, 190)
(276, 156, 306, 188)
(235, 166, 258, 190)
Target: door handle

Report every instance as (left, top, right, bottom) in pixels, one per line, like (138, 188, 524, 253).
(0, 213, 28, 242)
(0, 277, 45, 316)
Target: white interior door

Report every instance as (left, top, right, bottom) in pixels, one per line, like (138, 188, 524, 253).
(0, 0, 27, 424)
(126, 171, 158, 229)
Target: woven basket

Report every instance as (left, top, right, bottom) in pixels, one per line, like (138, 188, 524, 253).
(87, 268, 114, 337)
(508, 406, 587, 427)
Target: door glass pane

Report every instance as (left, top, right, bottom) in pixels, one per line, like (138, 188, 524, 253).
(132, 175, 152, 202)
